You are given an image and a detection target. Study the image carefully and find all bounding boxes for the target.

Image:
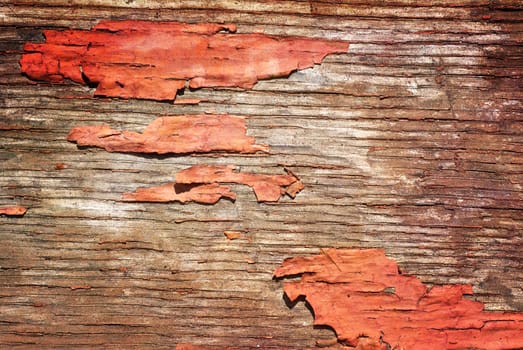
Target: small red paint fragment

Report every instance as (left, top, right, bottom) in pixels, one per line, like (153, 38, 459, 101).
(224, 230, 242, 240)
(20, 20, 348, 102)
(55, 163, 68, 170)
(0, 206, 27, 216)
(274, 248, 523, 350)
(67, 114, 268, 155)
(122, 182, 236, 205)
(175, 165, 303, 202)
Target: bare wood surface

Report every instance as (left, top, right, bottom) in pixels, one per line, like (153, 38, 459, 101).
(1, 1, 522, 349)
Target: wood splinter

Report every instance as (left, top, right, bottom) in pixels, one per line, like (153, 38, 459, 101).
(67, 114, 268, 155)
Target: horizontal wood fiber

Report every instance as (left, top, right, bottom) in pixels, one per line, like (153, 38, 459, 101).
(0, 1, 522, 348)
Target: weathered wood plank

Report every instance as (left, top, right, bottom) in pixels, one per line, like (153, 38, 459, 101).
(1, 1, 522, 349)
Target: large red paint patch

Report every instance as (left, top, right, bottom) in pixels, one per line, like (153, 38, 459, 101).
(20, 20, 348, 102)
(274, 248, 523, 350)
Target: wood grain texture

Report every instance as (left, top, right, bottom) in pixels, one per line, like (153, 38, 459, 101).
(1, 1, 522, 349)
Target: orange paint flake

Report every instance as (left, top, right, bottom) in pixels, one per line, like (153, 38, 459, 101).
(175, 165, 303, 202)
(67, 114, 268, 155)
(274, 248, 523, 350)
(123, 165, 303, 205)
(122, 183, 236, 205)
(0, 206, 27, 216)
(20, 20, 348, 102)
(223, 231, 242, 240)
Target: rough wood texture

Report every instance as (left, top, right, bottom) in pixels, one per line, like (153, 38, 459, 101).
(275, 248, 523, 350)
(20, 20, 348, 102)
(67, 114, 269, 155)
(1, 1, 522, 349)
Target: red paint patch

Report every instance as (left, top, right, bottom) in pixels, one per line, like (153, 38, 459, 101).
(123, 165, 303, 204)
(274, 248, 523, 350)
(175, 165, 303, 202)
(122, 182, 236, 205)
(20, 20, 348, 102)
(0, 206, 27, 216)
(223, 231, 242, 240)
(67, 114, 268, 155)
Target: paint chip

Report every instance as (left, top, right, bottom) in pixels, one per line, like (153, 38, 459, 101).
(67, 114, 268, 155)
(21, 20, 348, 102)
(274, 248, 523, 350)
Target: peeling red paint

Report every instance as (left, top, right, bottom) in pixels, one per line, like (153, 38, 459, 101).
(224, 231, 242, 240)
(175, 165, 303, 202)
(20, 20, 348, 102)
(123, 165, 302, 204)
(122, 182, 236, 204)
(67, 114, 268, 155)
(0, 206, 27, 216)
(274, 248, 523, 350)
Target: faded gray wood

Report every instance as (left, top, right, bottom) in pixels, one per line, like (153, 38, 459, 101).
(0, 1, 522, 348)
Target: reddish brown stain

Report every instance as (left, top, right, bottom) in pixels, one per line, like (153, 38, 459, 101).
(69, 285, 91, 290)
(67, 114, 268, 155)
(0, 124, 32, 131)
(20, 20, 348, 102)
(274, 248, 523, 350)
(176, 345, 239, 350)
